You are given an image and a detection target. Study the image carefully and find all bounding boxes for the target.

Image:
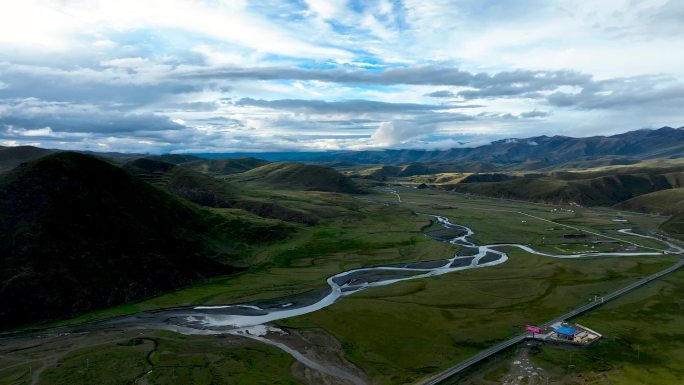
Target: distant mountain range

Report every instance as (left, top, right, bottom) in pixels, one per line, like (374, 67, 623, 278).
(1, 127, 682, 172)
(192, 127, 684, 168)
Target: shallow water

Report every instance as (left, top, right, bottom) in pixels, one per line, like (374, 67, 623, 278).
(149, 214, 667, 334)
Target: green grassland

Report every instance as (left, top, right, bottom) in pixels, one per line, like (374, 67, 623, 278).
(38, 190, 458, 327)
(527, 268, 684, 384)
(376, 187, 667, 249)
(45, 185, 662, 324)
(269, 187, 676, 384)
(0, 330, 301, 385)
(8, 185, 680, 385)
(39, 187, 673, 328)
(280, 249, 676, 384)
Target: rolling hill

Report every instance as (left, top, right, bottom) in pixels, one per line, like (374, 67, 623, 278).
(231, 162, 366, 193)
(451, 172, 684, 206)
(151, 154, 270, 176)
(614, 188, 684, 215)
(124, 158, 318, 225)
(0, 145, 54, 173)
(662, 213, 684, 240)
(0, 152, 287, 330)
(612, 188, 684, 240)
(124, 158, 241, 207)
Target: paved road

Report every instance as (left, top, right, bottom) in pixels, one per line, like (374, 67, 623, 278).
(420, 257, 684, 385)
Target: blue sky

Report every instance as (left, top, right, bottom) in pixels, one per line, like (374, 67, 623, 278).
(0, 0, 683, 153)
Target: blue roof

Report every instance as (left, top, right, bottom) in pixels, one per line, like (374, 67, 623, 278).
(555, 326, 577, 335)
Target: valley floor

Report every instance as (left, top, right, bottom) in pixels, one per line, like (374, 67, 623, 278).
(1, 187, 682, 385)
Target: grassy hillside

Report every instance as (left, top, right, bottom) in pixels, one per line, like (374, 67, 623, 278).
(0, 152, 289, 330)
(232, 162, 365, 193)
(124, 158, 241, 207)
(404, 173, 469, 186)
(354, 162, 497, 180)
(615, 188, 684, 215)
(125, 158, 318, 224)
(451, 172, 683, 206)
(151, 155, 269, 175)
(611, 188, 684, 239)
(0, 145, 54, 173)
(661, 213, 684, 240)
(459, 173, 516, 183)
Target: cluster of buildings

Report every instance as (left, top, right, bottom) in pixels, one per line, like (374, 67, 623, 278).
(526, 322, 602, 345)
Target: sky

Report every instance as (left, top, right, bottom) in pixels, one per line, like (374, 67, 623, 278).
(0, 0, 683, 153)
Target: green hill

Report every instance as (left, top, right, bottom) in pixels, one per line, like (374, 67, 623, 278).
(357, 165, 402, 180)
(125, 158, 318, 225)
(614, 188, 684, 215)
(124, 158, 241, 207)
(0, 152, 287, 330)
(662, 213, 684, 240)
(151, 155, 270, 176)
(232, 162, 366, 193)
(452, 172, 683, 206)
(0, 145, 54, 173)
(612, 188, 684, 240)
(459, 173, 517, 183)
(356, 162, 498, 180)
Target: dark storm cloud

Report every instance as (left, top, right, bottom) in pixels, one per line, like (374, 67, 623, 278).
(546, 77, 684, 110)
(477, 110, 550, 120)
(156, 101, 223, 112)
(519, 110, 550, 118)
(457, 70, 592, 100)
(414, 112, 476, 124)
(4, 61, 592, 92)
(424, 90, 456, 98)
(184, 65, 592, 91)
(185, 65, 474, 86)
(0, 99, 185, 134)
(0, 73, 202, 109)
(235, 98, 460, 113)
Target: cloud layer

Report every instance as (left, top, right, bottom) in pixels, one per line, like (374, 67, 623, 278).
(0, 0, 683, 152)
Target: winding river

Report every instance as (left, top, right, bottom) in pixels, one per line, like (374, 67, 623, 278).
(134, 211, 672, 335)
(12, 192, 675, 338)
(4, 191, 680, 385)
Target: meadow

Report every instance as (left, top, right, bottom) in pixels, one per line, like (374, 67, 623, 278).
(4, 187, 678, 385)
(280, 248, 676, 384)
(0, 330, 301, 385)
(529, 268, 684, 384)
